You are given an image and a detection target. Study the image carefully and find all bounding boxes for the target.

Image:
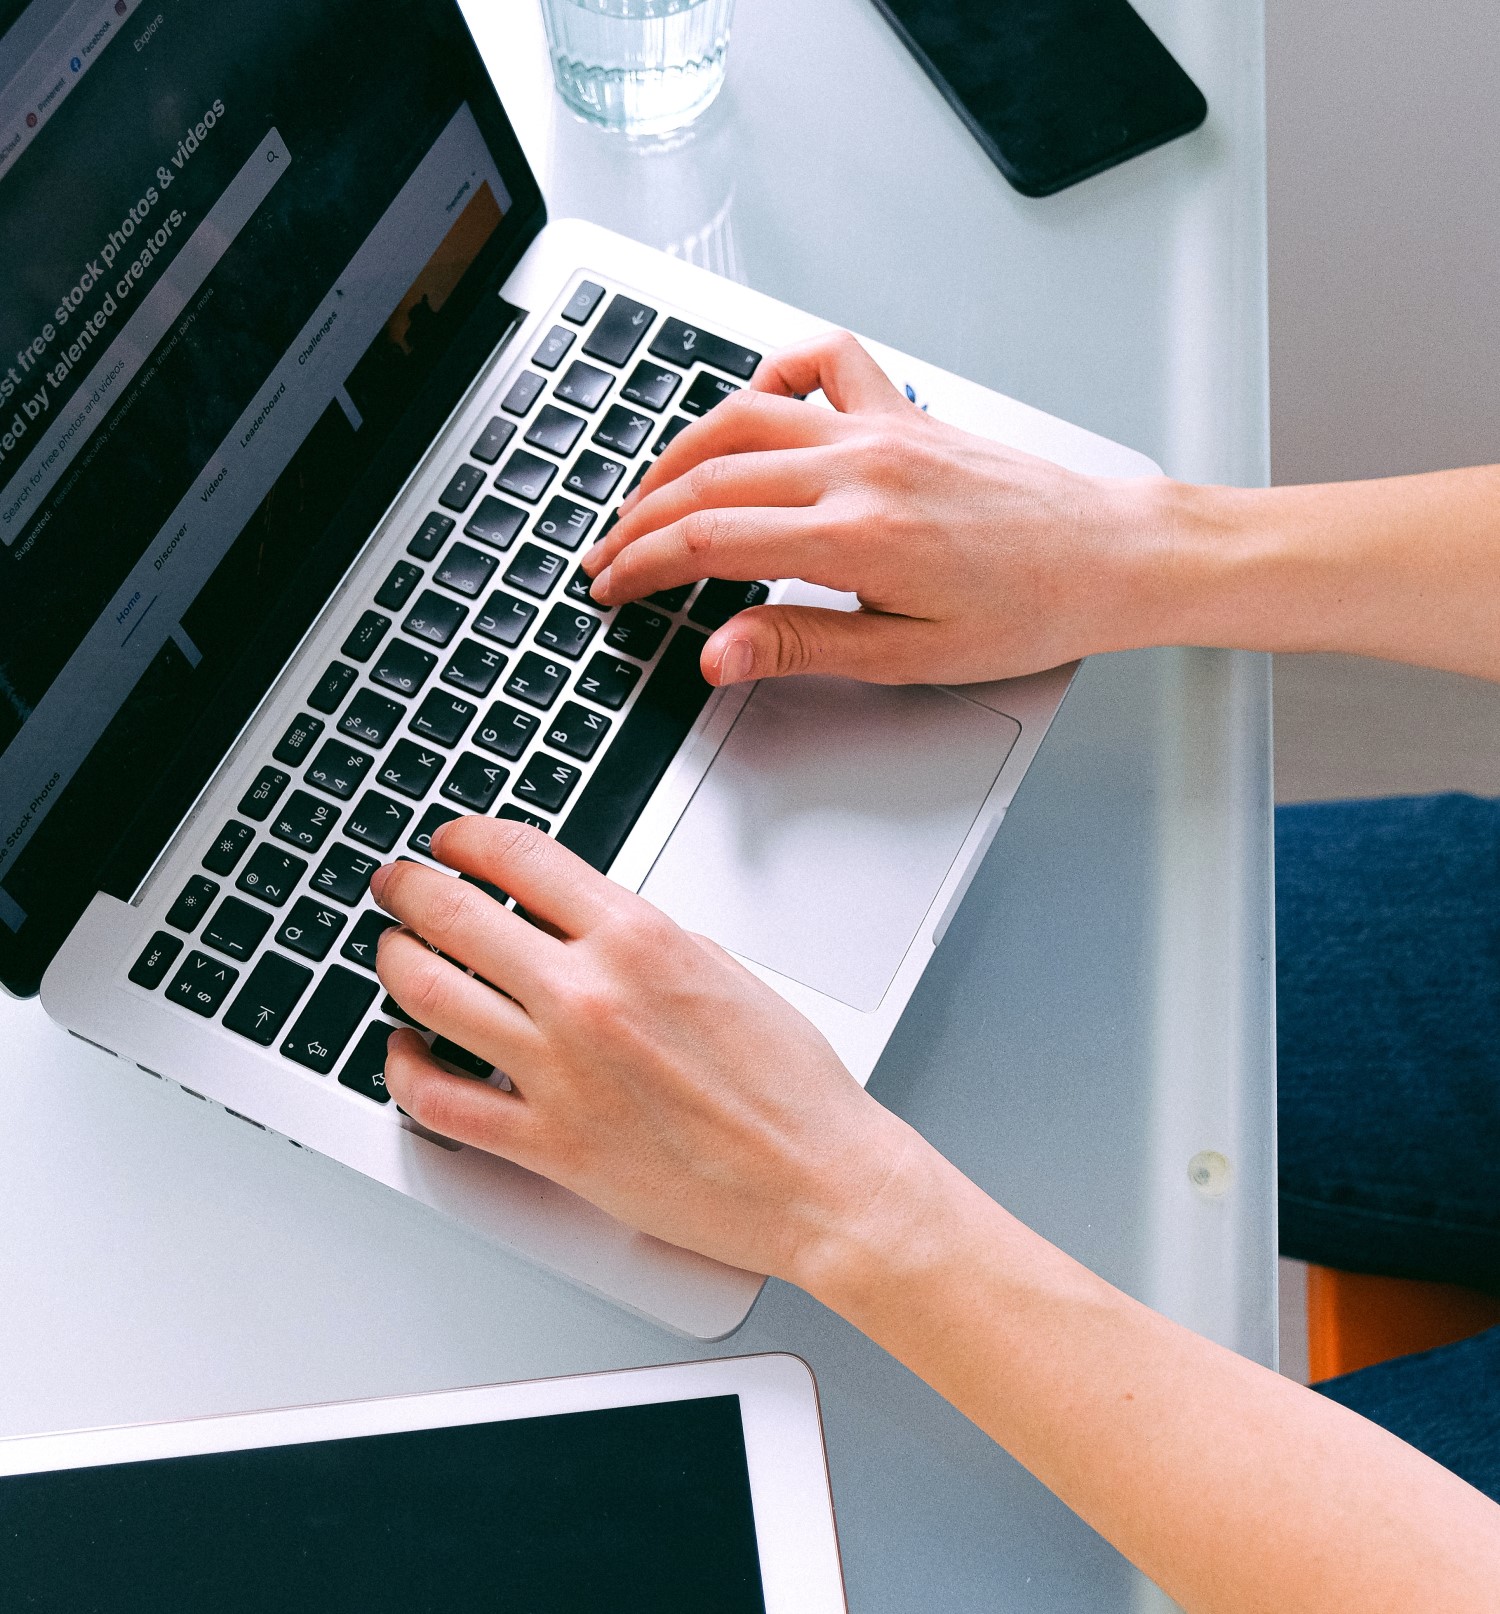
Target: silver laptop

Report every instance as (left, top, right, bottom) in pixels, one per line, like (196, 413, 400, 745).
(0, 0, 1158, 1338)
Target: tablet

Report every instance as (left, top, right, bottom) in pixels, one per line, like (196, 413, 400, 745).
(0, 1353, 846, 1614)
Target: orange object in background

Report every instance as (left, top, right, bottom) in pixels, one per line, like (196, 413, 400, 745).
(1307, 1266, 1500, 1382)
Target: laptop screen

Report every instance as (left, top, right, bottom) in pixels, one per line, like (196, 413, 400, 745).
(0, 0, 543, 994)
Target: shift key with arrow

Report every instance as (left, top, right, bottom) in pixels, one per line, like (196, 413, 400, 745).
(281, 965, 379, 1073)
(223, 952, 313, 1046)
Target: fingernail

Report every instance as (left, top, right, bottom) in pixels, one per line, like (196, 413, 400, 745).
(591, 564, 612, 600)
(428, 819, 450, 857)
(369, 863, 391, 904)
(716, 638, 754, 685)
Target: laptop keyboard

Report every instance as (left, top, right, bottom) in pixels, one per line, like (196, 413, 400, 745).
(125, 277, 770, 1108)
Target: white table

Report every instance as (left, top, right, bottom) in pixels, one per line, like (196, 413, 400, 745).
(0, 3, 1274, 1609)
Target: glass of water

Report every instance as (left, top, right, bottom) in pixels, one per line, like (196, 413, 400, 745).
(540, 0, 736, 137)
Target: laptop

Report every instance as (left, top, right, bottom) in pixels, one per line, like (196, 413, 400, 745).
(0, 0, 1159, 1338)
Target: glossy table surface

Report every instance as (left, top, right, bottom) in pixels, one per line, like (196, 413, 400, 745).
(0, 3, 1273, 1609)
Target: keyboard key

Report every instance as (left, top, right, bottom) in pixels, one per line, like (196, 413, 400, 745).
(681, 371, 741, 416)
(309, 662, 358, 715)
(533, 496, 595, 552)
(652, 414, 692, 454)
(471, 417, 516, 465)
(558, 628, 713, 873)
(338, 688, 405, 749)
(537, 602, 601, 660)
(463, 494, 527, 551)
(272, 788, 341, 852)
(499, 804, 551, 832)
(223, 952, 312, 1045)
(341, 609, 391, 663)
(514, 753, 581, 814)
(442, 752, 509, 811)
(593, 404, 653, 457)
(238, 766, 290, 822)
(310, 844, 380, 906)
(531, 324, 575, 371)
(431, 1037, 493, 1079)
(605, 602, 671, 662)
(583, 294, 657, 367)
(495, 449, 557, 503)
(281, 966, 378, 1072)
(406, 512, 455, 562)
(237, 844, 308, 908)
(561, 280, 606, 324)
(410, 690, 476, 748)
(504, 652, 568, 710)
(409, 803, 461, 856)
(346, 789, 414, 851)
(475, 701, 539, 761)
(438, 463, 486, 512)
(339, 1020, 396, 1103)
(341, 911, 397, 972)
(202, 820, 255, 876)
(576, 652, 642, 711)
(276, 896, 348, 962)
(503, 543, 566, 599)
(166, 875, 219, 932)
(129, 930, 183, 990)
(374, 561, 423, 612)
(201, 895, 273, 962)
(648, 317, 762, 380)
(305, 739, 373, 800)
(372, 637, 437, 697)
(502, 371, 546, 416)
(474, 590, 537, 648)
(546, 701, 612, 761)
(554, 359, 613, 412)
(442, 638, 506, 697)
(273, 713, 324, 767)
(565, 565, 603, 606)
(621, 360, 682, 413)
(647, 583, 694, 613)
(563, 449, 626, 504)
(623, 460, 650, 499)
(402, 589, 467, 648)
(524, 404, 587, 458)
(434, 541, 499, 599)
(166, 951, 239, 1018)
(377, 738, 444, 799)
(688, 578, 771, 630)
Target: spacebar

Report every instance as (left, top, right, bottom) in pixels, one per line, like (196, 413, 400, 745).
(557, 627, 713, 873)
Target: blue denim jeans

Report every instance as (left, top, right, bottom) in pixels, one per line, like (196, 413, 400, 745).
(1276, 792, 1500, 1499)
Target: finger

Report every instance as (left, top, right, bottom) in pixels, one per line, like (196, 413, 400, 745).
(749, 329, 911, 416)
(376, 927, 546, 1068)
(384, 1029, 541, 1162)
(701, 603, 936, 687)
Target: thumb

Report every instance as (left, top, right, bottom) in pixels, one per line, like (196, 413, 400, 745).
(702, 604, 925, 686)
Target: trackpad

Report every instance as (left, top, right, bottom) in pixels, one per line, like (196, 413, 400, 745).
(639, 676, 1019, 1011)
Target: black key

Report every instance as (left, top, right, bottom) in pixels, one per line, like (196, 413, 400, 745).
(272, 788, 341, 852)
(475, 701, 539, 761)
(605, 602, 671, 661)
(341, 911, 397, 972)
(310, 843, 381, 907)
(504, 652, 569, 711)
(223, 952, 312, 1046)
(305, 738, 373, 800)
(377, 738, 444, 799)
(338, 688, 405, 748)
(276, 896, 348, 962)
(238, 766, 290, 822)
(346, 789, 414, 852)
(372, 636, 437, 697)
(236, 844, 308, 908)
(471, 416, 516, 465)
(402, 588, 467, 648)
(442, 751, 509, 811)
(565, 565, 603, 606)
(409, 803, 461, 856)
(339, 1020, 395, 1102)
(438, 463, 486, 512)
(502, 371, 546, 416)
(546, 701, 612, 761)
(495, 449, 556, 503)
(561, 280, 606, 324)
(681, 371, 741, 416)
(623, 460, 651, 499)
(341, 609, 391, 663)
(524, 404, 586, 458)
(407, 512, 455, 561)
(652, 414, 692, 454)
(202, 820, 255, 876)
(648, 317, 762, 380)
(464, 494, 527, 551)
(281, 965, 379, 1073)
(592, 404, 653, 457)
(272, 713, 324, 766)
(474, 590, 537, 648)
(688, 578, 771, 630)
(576, 652, 642, 711)
(499, 806, 550, 832)
(533, 495, 596, 552)
(514, 752, 581, 814)
(309, 662, 358, 715)
(647, 584, 694, 613)
(128, 930, 183, 990)
(621, 360, 681, 413)
(201, 895, 273, 962)
(583, 294, 657, 367)
(434, 541, 499, 599)
(374, 561, 423, 612)
(410, 690, 476, 748)
(504, 543, 567, 599)
(558, 629, 713, 873)
(166, 875, 219, 932)
(554, 359, 613, 412)
(563, 449, 626, 504)
(531, 324, 575, 371)
(165, 951, 239, 1018)
(537, 602, 601, 660)
(442, 638, 506, 697)
(431, 1037, 493, 1079)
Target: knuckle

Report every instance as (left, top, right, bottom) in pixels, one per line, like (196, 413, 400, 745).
(680, 506, 727, 561)
(766, 610, 817, 675)
(404, 954, 452, 1021)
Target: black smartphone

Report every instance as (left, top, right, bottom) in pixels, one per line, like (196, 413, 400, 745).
(871, 0, 1208, 197)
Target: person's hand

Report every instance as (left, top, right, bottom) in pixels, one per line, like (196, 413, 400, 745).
(370, 815, 926, 1283)
(582, 330, 1183, 688)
